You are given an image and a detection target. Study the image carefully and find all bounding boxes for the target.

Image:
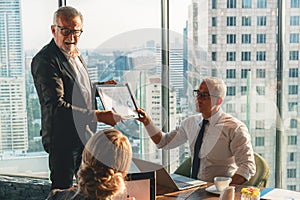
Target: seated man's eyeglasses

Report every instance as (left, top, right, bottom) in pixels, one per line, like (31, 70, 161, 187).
(55, 25, 83, 37)
(193, 90, 219, 99)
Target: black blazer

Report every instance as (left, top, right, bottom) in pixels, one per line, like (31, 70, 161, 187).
(31, 39, 97, 152)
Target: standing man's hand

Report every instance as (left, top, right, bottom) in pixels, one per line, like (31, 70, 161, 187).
(103, 80, 117, 85)
(94, 110, 124, 126)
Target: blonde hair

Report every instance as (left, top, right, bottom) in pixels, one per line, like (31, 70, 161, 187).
(77, 129, 132, 199)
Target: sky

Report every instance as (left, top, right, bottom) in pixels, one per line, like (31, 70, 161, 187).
(21, 0, 189, 50)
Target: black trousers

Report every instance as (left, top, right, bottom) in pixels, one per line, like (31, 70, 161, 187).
(48, 144, 84, 189)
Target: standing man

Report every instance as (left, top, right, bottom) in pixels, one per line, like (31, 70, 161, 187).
(31, 6, 123, 189)
(138, 77, 256, 184)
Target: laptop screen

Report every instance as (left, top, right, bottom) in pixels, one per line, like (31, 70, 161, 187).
(124, 171, 156, 200)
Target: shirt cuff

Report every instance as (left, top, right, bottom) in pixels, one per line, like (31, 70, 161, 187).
(235, 166, 252, 181)
(145, 121, 160, 137)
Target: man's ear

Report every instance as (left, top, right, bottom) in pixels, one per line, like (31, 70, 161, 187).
(216, 97, 223, 105)
(51, 25, 56, 36)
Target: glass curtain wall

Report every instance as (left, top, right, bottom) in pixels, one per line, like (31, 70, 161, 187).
(1, 0, 300, 191)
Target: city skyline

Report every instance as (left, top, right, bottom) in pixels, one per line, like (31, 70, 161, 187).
(21, 0, 188, 50)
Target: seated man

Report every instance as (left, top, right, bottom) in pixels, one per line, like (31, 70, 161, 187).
(138, 77, 256, 184)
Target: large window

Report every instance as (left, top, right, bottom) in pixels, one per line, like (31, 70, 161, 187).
(290, 16, 300, 26)
(212, 34, 217, 44)
(227, 0, 236, 8)
(291, 0, 300, 8)
(2, 0, 300, 191)
(288, 102, 298, 111)
(256, 51, 266, 61)
(257, 0, 267, 8)
(288, 136, 297, 145)
(288, 152, 296, 162)
(227, 86, 236, 96)
(227, 16, 236, 26)
(289, 68, 298, 77)
(257, 16, 267, 26)
(227, 52, 236, 61)
(288, 85, 298, 95)
(289, 50, 299, 60)
(242, 34, 251, 43)
(212, 17, 217, 26)
(256, 69, 266, 78)
(212, 52, 217, 61)
(227, 34, 236, 44)
(242, 0, 252, 8)
(241, 69, 251, 78)
(242, 16, 252, 26)
(287, 169, 297, 178)
(212, 0, 217, 9)
(255, 136, 265, 146)
(242, 51, 251, 61)
(257, 34, 266, 43)
(290, 33, 299, 43)
(226, 69, 236, 78)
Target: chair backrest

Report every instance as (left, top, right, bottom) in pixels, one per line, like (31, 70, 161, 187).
(243, 152, 270, 187)
(174, 157, 191, 178)
(174, 152, 270, 187)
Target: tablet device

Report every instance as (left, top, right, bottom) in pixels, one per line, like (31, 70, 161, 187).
(96, 83, 141, 119)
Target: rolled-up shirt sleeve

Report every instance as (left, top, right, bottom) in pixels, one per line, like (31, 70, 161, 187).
(230, 124, 256, 180)
(156, 126, 188, 149)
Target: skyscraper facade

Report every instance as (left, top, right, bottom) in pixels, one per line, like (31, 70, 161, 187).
(0, 0, 28, 153)
(187, 0, 300, 190)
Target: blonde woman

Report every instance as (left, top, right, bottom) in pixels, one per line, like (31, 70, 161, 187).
(47, 129, 132, 200)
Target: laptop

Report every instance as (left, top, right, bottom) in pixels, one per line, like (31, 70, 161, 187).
(132, 158, 207, 194)
(96, 83, 142, 119)
(112, 171, 155, 200)
(126, 171, 156, 200)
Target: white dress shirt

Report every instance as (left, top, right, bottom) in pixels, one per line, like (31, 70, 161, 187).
(61, 50, 92, 109)
(155, 109, 256, 182)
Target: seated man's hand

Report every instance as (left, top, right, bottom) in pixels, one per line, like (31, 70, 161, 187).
(231, 174, 246, 185)
(136, 108, 151, 126)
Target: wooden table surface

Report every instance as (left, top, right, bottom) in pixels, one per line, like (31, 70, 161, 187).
(156, 183, 244, 200)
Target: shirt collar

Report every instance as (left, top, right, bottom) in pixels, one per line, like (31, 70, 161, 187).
(60, 47, 81, 59)
(206, 108, 224, 126)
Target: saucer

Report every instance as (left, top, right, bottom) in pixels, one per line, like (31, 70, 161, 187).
(205, 185, 221, 195)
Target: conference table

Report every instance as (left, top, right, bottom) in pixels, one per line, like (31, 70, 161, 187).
(156, 183, 244, 200)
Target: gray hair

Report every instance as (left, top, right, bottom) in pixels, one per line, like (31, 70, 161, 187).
(202, 77, 227, 100)
(53, 6, 83, 24)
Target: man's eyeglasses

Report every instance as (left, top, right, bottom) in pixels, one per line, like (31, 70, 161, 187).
(193, 90, 218, 99)
(55, 25, 83, 37)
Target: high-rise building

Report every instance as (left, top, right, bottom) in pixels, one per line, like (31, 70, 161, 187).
(0, 0, 24, 77)
(188, 0, 300, 190)
(140, 76, 179, 171)
(0, 77, 28, 153)
(0, 0, 28, 153)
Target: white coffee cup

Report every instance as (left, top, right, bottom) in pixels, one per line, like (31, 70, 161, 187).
(214, 177, 232, 192)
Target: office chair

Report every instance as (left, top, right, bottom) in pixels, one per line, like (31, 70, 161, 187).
(174, 157, 191, 177)
(243, 152, 270, 187)
(174, 152, 270, 187)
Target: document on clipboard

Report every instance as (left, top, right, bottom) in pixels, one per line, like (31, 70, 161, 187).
(96, 83, 141, 119)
